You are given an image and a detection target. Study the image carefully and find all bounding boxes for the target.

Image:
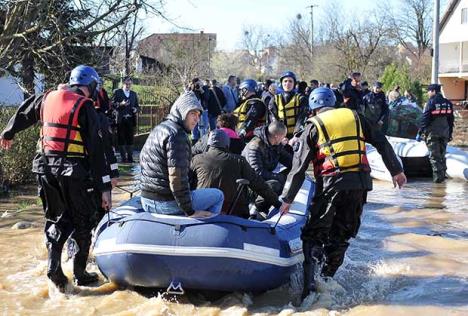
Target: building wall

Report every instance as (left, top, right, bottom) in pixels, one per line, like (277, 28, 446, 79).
(440, 77, 467, 100)
(440, 0, 468, 44)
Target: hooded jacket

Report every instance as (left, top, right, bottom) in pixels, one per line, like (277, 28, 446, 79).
(191, 130, 280, 218)
(140, 92, 202, 216)
(242, 126, 292, 183)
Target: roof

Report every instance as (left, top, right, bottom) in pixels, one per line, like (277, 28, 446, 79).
(440, 0, 461, 32)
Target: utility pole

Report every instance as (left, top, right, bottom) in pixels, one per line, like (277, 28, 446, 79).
(306, 4, 318, 51)
(431, 0, 440, 84)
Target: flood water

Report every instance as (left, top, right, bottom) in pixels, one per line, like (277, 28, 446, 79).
(0, 169, 467, 315)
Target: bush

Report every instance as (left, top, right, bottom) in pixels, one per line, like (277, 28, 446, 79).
(380, 63, 425, 107)
(0, 106, 39, 185)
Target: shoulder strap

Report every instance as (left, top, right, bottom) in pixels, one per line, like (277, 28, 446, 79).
(210, 87, 223, 113)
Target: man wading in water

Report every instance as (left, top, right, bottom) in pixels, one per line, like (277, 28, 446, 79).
(280, 87, 406, 304)
(0, 65, 112, 292)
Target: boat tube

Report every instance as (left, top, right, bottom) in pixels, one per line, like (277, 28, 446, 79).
(93, 177, 315, 293)
(367, 136, 468, 181)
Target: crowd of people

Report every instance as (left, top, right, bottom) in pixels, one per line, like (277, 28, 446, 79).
(1, 63, 456, 304)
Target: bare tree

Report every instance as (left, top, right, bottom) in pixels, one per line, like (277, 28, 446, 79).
(241, 24, 272, 77)
(387, 0, 432, 77)
(0, 0, 165, 96)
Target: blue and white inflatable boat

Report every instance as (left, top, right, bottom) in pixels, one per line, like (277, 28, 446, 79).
(93, 177, 314, 293)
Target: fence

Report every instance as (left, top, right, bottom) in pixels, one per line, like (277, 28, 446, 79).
(135, 104, 171, 135)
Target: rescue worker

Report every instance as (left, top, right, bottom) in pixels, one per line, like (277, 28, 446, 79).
(233, 79, 267, 140)
(191, 129, 281, 218)
(279, 87, 406, 303)
(94, 82, 119, 223)
(416, 84, 454, 183)
(0, 65, 112, 292)
(268, 71, 309, 139)
(362, 81, 389, 133)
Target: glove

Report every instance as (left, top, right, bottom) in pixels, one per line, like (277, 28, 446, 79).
(415, 133, 422, 142)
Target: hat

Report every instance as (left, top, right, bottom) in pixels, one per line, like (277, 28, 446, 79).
(208, 129, 230, 149)
(373, 81, 383, 88)
(427, 84, 441, 92)
(361, 81, 369, 87)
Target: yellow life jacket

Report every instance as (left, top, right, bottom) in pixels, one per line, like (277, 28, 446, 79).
(233, 97, 265, 129)
(276, 94, 301, 135)
(309, 108, 369, 175)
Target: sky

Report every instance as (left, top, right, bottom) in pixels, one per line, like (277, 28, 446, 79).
(144, 0, 449, 51)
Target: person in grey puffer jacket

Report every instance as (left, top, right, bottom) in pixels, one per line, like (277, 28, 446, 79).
(140, 91, 224, 217)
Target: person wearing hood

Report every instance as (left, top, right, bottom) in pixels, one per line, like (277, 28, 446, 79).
(140, 91, 224, 218)
(191, 130, 281, 218)
(268, 71, 308, 139)
(242, 121, 292, 201)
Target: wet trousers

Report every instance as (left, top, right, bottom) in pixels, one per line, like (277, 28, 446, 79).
(301, 188, 366, 279)
(425, 135, 448, 182)
(37, 173, 98, 285)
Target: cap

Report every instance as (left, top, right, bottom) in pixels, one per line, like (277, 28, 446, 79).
(427, 84, 441, 92)
(373, 81, 383, 88)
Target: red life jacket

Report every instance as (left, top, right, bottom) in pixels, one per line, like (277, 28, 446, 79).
(40, 89, 90, 158)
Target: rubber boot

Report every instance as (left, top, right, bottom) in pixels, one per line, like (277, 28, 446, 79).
(126, 145, 134, 163)
(301, 241, 323, 300)
(46, 243, 68, 292)
(73, 239, 98, 286)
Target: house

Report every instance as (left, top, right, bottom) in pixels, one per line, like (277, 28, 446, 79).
(439, 0, 468, 102)
(135, 32, 217, 73)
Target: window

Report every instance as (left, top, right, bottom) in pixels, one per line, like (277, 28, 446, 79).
(462, 8, 468, 24)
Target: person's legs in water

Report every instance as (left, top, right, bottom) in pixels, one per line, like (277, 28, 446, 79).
(191, 188, 224, 215)
(300, 190, 339, 301)
(322, 190, 365, 277)
(63, 177, 100, 286)
(38, 174, 73, 292)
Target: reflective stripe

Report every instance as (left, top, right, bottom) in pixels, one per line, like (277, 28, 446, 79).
(276, 94, 301, 135)
(102, 175, 111, 183)
(110, 163, 119, 170)
(94, 243, 303, 267)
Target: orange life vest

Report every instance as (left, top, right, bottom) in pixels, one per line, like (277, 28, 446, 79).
(40, 90, 90, 158)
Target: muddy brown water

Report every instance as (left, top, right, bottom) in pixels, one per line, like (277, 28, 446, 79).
(0, 167, 467, 315)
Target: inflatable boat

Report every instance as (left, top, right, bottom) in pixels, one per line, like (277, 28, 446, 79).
(93, 177, 314, 293)
(367, 136, 468, 181)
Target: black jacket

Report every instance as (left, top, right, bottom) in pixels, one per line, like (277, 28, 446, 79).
(207, 86, 226, 116)
(140, 114, 194, 215)
(420, 93, 454, 139)
(362, 91, 389, 124)
(96, 110, 119, 179)
(242, 126, 292, 183)
(282, 110, 403, 204)
(341, 79, 363, 112)
(192, 147, 280, 218)
(0, 89, 112, 191)
(238, 96, 267, 136)
(112, 89, 139, 125)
